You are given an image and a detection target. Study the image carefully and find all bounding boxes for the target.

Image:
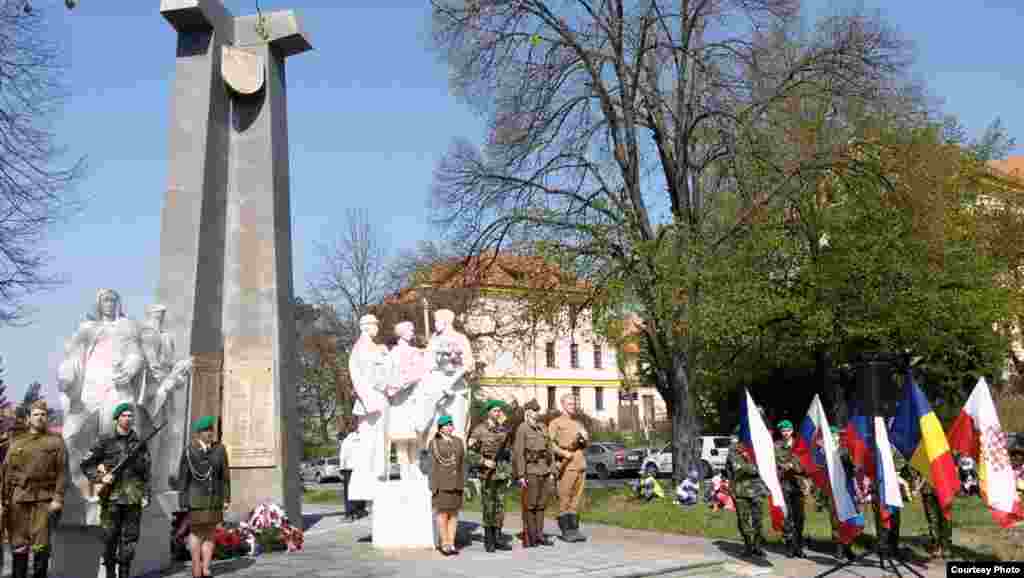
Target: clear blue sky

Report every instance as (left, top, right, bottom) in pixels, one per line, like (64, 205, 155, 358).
(1, 0, 1021, 406)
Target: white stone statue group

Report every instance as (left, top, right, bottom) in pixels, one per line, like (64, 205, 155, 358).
(346, 309, 474, 502)
(56, 288, 193, 501)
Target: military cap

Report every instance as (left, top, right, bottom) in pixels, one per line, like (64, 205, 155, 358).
(437, 415, 453, 427)
(830, 426, 840, 434)
(192, 415, 216, 432)
(777, 419, 794, 431)
(112, 403, 133, 420)
(523, 399, 541, 412)
(484, 399, 508, 413)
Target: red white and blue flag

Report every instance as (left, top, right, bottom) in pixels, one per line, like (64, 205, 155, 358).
(738, 389, 787, 532)
(795, 395, 864, 543)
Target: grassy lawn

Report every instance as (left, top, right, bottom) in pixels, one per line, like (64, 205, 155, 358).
(459, 484, 1023, 561)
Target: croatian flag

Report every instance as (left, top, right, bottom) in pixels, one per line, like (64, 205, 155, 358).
(873, 416, 904, 528)
(738, 389, 787, 531)
(796, 395, 863, 543)
(948, 378, 1024, 528)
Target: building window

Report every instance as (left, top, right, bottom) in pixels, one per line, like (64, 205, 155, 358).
(572, 386, 580, 405)
(547, 386, 556, 410)
(570, 343, 579, 369)
(545, 342, 556, 368)
(595, 387, 604, 411)
(593, 345, 603, 369)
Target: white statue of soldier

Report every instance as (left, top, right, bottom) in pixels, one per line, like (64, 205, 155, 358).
(347, 314, 392, 502)
(385, 321, 428, 479)
(139, 304, 193, 488)
(423, 309, 474, 440)
(57, 288, 147, 495)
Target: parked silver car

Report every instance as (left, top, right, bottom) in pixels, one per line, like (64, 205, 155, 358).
(313, 456, 342, 483)
(585, 442, 644, 479)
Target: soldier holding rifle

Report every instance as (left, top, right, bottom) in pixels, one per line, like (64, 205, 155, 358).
(80, 403, 153, 578)
(548, 393, 588, 543)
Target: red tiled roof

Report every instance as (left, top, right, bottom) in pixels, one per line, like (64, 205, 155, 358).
(988, 156, 1024, 181)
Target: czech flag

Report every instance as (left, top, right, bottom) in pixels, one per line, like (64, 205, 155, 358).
(888, 370, 958, 519)
(948, 378, 1024, 528)
(738, 389, 787, 532)
(797, 395, 864, 543)
(873, 416, 904, 528)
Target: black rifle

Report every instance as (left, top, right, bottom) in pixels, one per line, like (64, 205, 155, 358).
(94, 422, 166, 500)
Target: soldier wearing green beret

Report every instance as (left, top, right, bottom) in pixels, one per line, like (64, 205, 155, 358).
(725, 429, 767, 558)
(1, 400, 65, 578)
(468, 399, 514, 552)
(775, 420, 807, 558)
(176, 416, 230, 578)
(80, 403, 152, 578)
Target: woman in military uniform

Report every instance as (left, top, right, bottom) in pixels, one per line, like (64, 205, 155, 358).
(512, 399, 555, 547)
(430, 414, 465, 556)
(176, 416, 230, 578)
(468, 399, 513, 552)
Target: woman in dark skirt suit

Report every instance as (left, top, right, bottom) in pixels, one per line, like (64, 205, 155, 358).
(177, 416, 231, 578)
(430, 414, 465, 555)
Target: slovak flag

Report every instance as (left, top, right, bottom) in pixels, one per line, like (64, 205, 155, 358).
(796, 395, 864, 543)
(948, 378, 1024, 528)
(738, 389, 787, 531)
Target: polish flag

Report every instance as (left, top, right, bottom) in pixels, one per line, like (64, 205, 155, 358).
(738, 389, 787, 531)
(947, 378, 1024, 528)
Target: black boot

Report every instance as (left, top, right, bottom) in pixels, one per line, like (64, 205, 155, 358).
(104, 564, 117, 578)
(119, 562, 133, 578)
(742, 537, 755, 557)
(794, 536, 806, 559)
(751, 534, 766, 557)
(569, 514, 586, 542)
(557, 514, 572, 541)
(484, 527, 496, 553)
(32, 550, 49, 578)
(494, 527, 513, 551)
(12, 553, 29, 578)
(785, 540, 798, 558)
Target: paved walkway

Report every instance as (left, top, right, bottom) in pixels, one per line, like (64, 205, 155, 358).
(150, 505, 947, 578)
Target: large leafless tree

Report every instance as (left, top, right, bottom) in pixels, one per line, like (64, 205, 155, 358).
(429, 0, 914, 479)
(0, 1, 85, 325)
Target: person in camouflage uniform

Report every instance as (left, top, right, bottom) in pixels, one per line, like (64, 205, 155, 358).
(918, 470, 952, 558)
(725, 434, 767, 558)
(468, 399, 513, 552)
(1, 400, 66, 578)
(80, 403, 152, 578)
(774, 420, 807, 558)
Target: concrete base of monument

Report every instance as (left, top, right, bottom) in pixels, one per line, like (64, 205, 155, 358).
(371, 478, 435, 549)
(51, 491, 177, 578)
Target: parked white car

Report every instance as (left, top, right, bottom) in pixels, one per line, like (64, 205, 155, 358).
(641, 436, 732, 478)
(313, 456, 342, 483)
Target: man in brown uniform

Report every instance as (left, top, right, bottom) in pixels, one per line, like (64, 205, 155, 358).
(1, 400, 66, 578)
(548, 393, 587, 542)
(512, 399, 555, 547)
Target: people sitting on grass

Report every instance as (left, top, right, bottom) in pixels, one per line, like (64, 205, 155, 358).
(675, 470, 700, 506)
(708, 473, 734, 512)
(638, 471, 664, 501)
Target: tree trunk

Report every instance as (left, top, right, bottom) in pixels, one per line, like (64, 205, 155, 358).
(664, 351, 700, 485)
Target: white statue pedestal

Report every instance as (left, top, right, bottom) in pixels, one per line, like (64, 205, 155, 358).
(51, 491, 176, 578)
(371, 479, 434, 549)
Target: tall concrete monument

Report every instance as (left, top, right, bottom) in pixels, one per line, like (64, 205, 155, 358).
(156, 0, 311, 527)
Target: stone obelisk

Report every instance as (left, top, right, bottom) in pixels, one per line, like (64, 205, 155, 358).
(157, 0, 311, 527)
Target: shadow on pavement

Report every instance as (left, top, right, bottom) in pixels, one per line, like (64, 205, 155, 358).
(208, 557, 257, 576)
(302, 510, 347, 531)
(712, 540, 774, 568)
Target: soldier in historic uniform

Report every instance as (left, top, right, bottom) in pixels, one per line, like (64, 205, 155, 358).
(468, 399, 513, 552)
(429, 415, 465, 556)
(548, 393, 587, 542)
(512, 399, 555, 547)
(774, 420, 807, 558)
(725, 433, 766, 558)
(0, 400, 66, 578)
(80, 403, 152, 578)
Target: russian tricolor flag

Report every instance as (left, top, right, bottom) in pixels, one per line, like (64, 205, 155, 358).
(844, 401, 876, 481)
(796, 395, 864, 543)
(738, 389, 787, 532)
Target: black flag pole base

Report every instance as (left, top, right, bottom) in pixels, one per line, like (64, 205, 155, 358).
(813, 547, 924, 578)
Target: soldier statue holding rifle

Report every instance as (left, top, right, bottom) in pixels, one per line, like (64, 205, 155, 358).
(80, 403, 154, 578)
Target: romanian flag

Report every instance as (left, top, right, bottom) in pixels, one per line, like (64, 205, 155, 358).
(947, 378, 1024, 528)
(738, 389, 787, 532)
(797, 395, 864, 543)
(888, 370, 958, 519)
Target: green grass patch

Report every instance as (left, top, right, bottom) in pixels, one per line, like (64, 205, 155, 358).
(303, 488, 343, 504)
(463, 483, 1020, 560)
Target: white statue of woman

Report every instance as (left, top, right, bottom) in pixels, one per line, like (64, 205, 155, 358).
(57, 288, 146, 493)
(423, 309, 474, 439)
(347, 314, 391, 502)
(386, 321, 428, 478)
